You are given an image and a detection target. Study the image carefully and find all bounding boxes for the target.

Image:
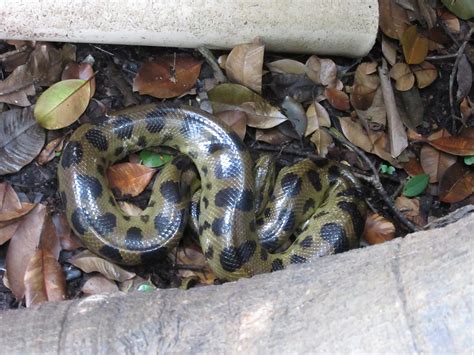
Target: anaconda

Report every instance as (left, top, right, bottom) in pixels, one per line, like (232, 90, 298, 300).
(58, 104, 366, 281)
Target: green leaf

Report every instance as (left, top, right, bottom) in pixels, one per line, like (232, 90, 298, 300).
(137, 283, 156, 292)
(403, 173, 429, 197)
(441, 0, 474, 20)
(380, 164, 396, 175)
(464, 156, 474, 165)
(139, 150, 172, 168)
(34, 79, 91, 130)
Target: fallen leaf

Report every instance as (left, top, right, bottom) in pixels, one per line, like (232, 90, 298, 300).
(24, 249, 66, 307)
(355, 86, 387, 129)
(0, 44, 32, 72)
(240, 101, 287, 129)
(427, 136, 474, 156)
(37, 136, 65, 165)
(174, 239, 216, 285)
(411, 61, 438, 89)
(382, 37, 398, 66)
(225, 43, 264, 93)
(215, 110, 248, 140)
(5, 204, 47, 299)
(0, 183, 23, 245)
(255, 127, 292, 145)
(395, 196, 425, 226)
(70, 250, 136, 282)
(107, 162, 156, 197)
(441, 0, 474, 20)
(420, 145, 457, 183)
(439, 163, 474, 203)
(402, 156, 425, 176)
(460, 97, 473, 121)
(309, 128, 333, 157)
(0, 202, 37, 228)
(281, 96, 307, 137)
(403, 173, 429, 197)
(52, 213, 82, 251)
(324, 88, 350, 111)
(456, 54, 472, 101)
(266, 59, 306, 74)
(34, 79, 92, 130)
(0, 107, 46, 175)
(0, 62, 35, 106)
(82, 275, 119, 295)
(305, 56, 338, 87)
(61, 62, 96, 98)
(396, 87, 424, 129)
(139, 150, 172, 168)
(132, 55, 202, 98)
(401, 25, 429, 65)
(362, 213, 395, 244)
(379, 0, 409, 39)
(305, 102, 330, 136)
(390, 63, 415, 91)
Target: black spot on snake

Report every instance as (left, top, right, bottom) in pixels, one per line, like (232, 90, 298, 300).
(96, 164, 105, 176)
(280, 209, 296, 231)
(337, 186, 365, 199)
(140, 246, 168, 264)
(307, 170, 322, 191)
(77, 175, 103, 199)
(312, 158, 328, 168)
(205, 246, 214, 259)
(313, 210, 330, 219)
(154, 213, 169, 233)
(123, 215, 131, 221)
(125, 227, 144, 250)
(137, 136, 147, 148)
(290, 254, 307, 264)
(219, 240, 256, 272)
(90, 213, 117, 237)
(206, 183, 212, 190)
(160, 181, 181, 204)
(180, 112, 204, 139)
(114, 146, 125, 157)
(85, 128, 108, 151)
(201, 166, 208, 176)
(61, 141, 83, 169)
(227, 131, 246, 152)
(148, 200, 156, 207)
(202, 221, 211, 231)
(208, 142, 227, 154)
(328, 165, 341, 185)
(99, 245, 124, 263)
(303, 198, 316, 214)
(60, 191, 67, 207)
(320, 222, 348, 253)
(280, 173, 302, 197)
(202, 196, 209, 209)
(300, 236, 313, 249)
(145, 112, 165, 133)
(215, 188, 253, 211)
(264, 208, 271, 218)
(111, 116, 133, 140)
(271, 258, 284, 271)
(338, 200, 365, 236)
(256, 218, 264, 226)
(211, 217, 230, 237)
(260, 248, 268, 261)
(108, 196, 116, 207)
(140, 215, 150, 223)
(71, 208, 87, 235)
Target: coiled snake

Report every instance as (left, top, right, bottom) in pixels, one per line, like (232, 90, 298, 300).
(58, 104, 366, 281)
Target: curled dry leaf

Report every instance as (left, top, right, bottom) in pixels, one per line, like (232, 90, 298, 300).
(363, 213, 395, 245)
(215, 110, 248, 140)
(34, 79, 92, 130)
(324, 88, 350, 111)
(401, 25, 429, 65)
(132, 55, 202, 98)
(395, 196, 426, 227)
(427, 136, 474, 156)
(411, 61, 438, 89)
(381, 37, 398, 66)
(379, 0, 409, 39)
(0, 202, 36, 229)
(305, 102, 330, 136)
(24, 249, 66, 307)
(107, 162, 156, 198)
(240, 101, 287, 129)
(310, 128, 333, 157)
(82, 275, 119, 296)
(225, 43, 264, 93)
(0, 107, 45, 175)
(37, 136, 65, 165)
(70, 250, 136, 282)
(266, 59, 306, 74)
(439, 163, 474, 203)
(5, 204, 47, 299)
(305, 56, 338, 87)
(390, 63, 415, 91)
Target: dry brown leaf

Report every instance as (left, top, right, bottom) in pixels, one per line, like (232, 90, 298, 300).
(382, 37, 398, 66)
(24, 249, 66, 307)
(379, 0, 409, 39)
(240, 102, 287, 129)
(411, 61, 438, 89)
(174, 239, 216, 285)
(107, 163, 156, 197)
(266, 59, 306, 74)
(363, 213, 395, 244)
(420, 145, 457, 183)
(305, 56, 338, 87)
(427, 136, 474, 156)
(460, 97, 473, 121)
(132, 55, 202, 98)
(401, 25, 429, 65)
(390, 63, 415, 91)
(355, 86, 387, 130)
(439, 163, 474, 203)
(339, 117, 399, 166)
(255, 127, 292, 145)
(437, 8, 460, 33)
(61, 62, 96, 98)
(82, 275, 119, 295)
(225, 43, 264, 93)
(37, 136, 65, 165)
(305, 102, 330, 136)
(0, 182, 23, 245)
(0, 202, 37, 229)
(52, 213, 82, 251)
(402, 156, 425, 176)
(215, 110, 248, 140)
(324, 88, 350, 111)
(395, 196, 426, 227)
(309, 129, 333, 157)
(5, 204, 47, 299)
(70, 250, 136, 282)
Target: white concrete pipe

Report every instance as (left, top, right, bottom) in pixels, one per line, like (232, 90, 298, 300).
(0, 0, 379, 57)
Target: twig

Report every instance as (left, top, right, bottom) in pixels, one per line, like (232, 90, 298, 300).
(425, 53, 458, 61)
(197, 47, 227, 84)
(327, 128, 418, 232)
(449, 28, 473, 132)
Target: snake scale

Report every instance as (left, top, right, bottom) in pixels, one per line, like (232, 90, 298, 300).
(58, 104, 366, 281)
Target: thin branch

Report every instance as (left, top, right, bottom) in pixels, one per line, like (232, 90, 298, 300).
(197, 46, 227, 84)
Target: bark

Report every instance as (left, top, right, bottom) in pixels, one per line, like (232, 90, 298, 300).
(0, 212, 473, 354)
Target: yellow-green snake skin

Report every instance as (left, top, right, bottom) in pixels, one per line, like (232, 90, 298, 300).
(58, 104, 367, 281)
